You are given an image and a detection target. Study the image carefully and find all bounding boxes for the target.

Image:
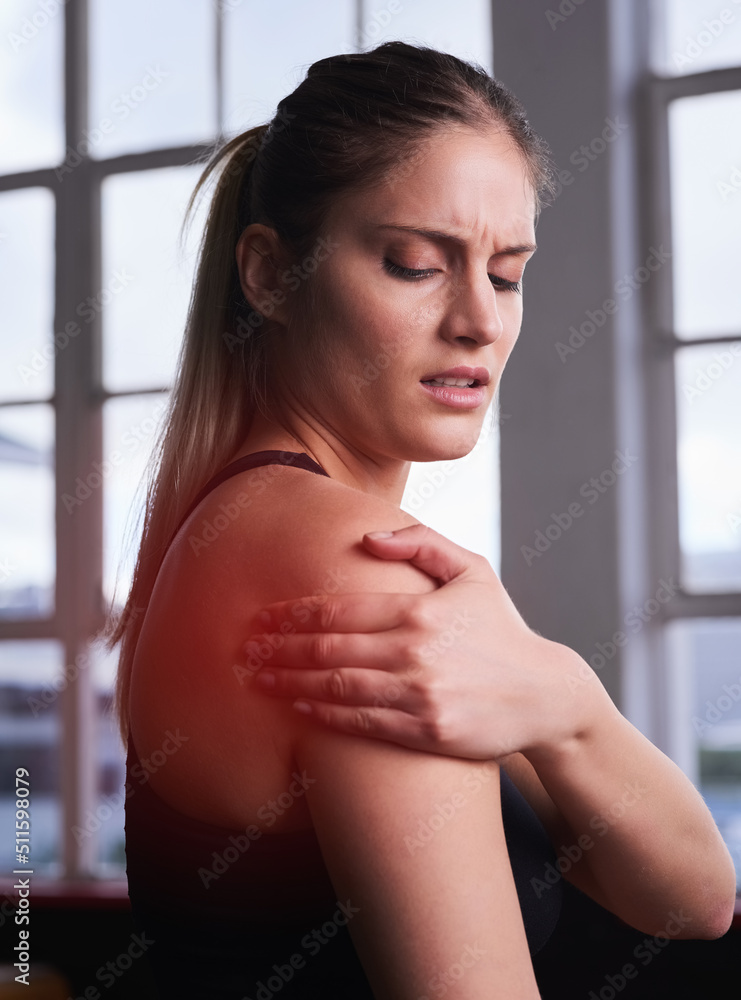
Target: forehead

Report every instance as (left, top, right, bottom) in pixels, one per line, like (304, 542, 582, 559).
(333, 126, 536, 248)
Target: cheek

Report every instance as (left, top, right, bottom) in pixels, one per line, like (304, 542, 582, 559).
(328, 275, 415, 365)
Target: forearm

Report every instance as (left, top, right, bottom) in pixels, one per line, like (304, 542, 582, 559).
(523, 650, 737, 939)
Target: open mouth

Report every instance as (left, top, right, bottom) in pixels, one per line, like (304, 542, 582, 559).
(420, 378, 480, 388)
(418, 379, 486, 409)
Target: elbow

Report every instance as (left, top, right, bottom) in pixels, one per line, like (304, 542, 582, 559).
(641, 859, 738, 941)
(679, 837, 739, 940)
(694, 891, 737, 941)
(677, 876, 738, 941)
(702, 849, 739, 939)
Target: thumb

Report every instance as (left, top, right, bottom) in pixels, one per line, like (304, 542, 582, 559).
(362, 523, 476, 584)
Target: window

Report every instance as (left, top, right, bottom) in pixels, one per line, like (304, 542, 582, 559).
(0, 0, 493, 882)
(648, 0, 741, 888)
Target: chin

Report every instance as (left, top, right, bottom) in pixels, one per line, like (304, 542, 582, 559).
(406, 434, 481, 464)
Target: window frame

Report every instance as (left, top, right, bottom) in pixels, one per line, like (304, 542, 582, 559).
(643, 57, 741, 774)
(0, 0, 223, 882)
(645, 61, 741, 619)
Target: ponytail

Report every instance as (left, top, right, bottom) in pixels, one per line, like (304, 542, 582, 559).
(105, 123, 272, 741)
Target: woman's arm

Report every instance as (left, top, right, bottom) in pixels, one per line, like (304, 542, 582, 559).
(499, 667, 737, 941)
(294, 722, 539, 999)
(246, 524, 738, 940)
(260, 497, 542, 999)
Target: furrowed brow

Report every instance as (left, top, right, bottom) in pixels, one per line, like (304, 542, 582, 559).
(375, 224, 536, 257)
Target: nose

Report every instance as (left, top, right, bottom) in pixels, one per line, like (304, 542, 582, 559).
(441, 267, 508, 347)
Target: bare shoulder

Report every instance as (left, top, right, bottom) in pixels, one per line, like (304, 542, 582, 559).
(129, 462, 437, 828)
(174, 459, 439, 608)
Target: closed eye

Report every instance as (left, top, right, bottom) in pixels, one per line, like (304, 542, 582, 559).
(383, 258, 521, 293)
(490, 275, 521, 294)
(382, 259, 436, 279)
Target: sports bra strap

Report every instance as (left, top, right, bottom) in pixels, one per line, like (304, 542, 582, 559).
(172, 450, 329, 542)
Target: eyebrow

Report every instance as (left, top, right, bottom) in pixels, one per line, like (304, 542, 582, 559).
(375, 223, 537, 257)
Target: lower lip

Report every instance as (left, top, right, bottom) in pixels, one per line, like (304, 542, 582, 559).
(419, 381, 486, 409)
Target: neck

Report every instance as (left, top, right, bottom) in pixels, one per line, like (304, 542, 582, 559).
(231, 406, 412, 509)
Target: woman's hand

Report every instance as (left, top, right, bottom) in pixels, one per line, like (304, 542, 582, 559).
(242, 523, 740, 934)
(242, 523, 590, 760)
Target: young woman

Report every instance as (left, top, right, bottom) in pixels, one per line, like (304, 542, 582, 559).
(107, 41, 736, 999)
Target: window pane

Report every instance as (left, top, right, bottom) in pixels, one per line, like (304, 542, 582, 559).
(401, 405, 500, 572)
(668, 91, 741, 339)
(0, 187, 55, 403)
(222, 0, 492, 134)
(360, 0, 492, 70)
(222, 0, 355, 132)
(0, 2, 64, 174)
(654, 0, 741, 76)
(675, 343, 741, 593)
(0, 640, 63, 875)
(0, 405, 55, 618)
(100, 392, 168, 874)
(89, 0, 216, 158)
(666, 618, 741, 891)
(103, 393, 169, 608)
(91, 641, 125, 875)
(101, 166, 206, 392)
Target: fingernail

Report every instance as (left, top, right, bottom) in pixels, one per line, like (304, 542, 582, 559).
(365, 531, 394, 539)
(257, 672, 275, 688)
(293, 701, 312, 714)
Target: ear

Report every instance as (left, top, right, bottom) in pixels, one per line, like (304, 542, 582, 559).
(235, 223, 289, 326)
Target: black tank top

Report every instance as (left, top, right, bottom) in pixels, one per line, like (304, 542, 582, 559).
(125, 450, 562, 998)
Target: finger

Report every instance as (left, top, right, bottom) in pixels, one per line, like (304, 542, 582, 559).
(254, 665, 416, 710)
(289, 699, 440, 754)
(255, 591, 417, 634)
(362, 523, 485, 584)
(244, 630, 408, 673)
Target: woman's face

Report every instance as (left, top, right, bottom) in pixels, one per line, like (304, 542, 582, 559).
(269, 125, 537, 469)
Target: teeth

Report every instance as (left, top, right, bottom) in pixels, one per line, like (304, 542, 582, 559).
(424, 377, 476, 387)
